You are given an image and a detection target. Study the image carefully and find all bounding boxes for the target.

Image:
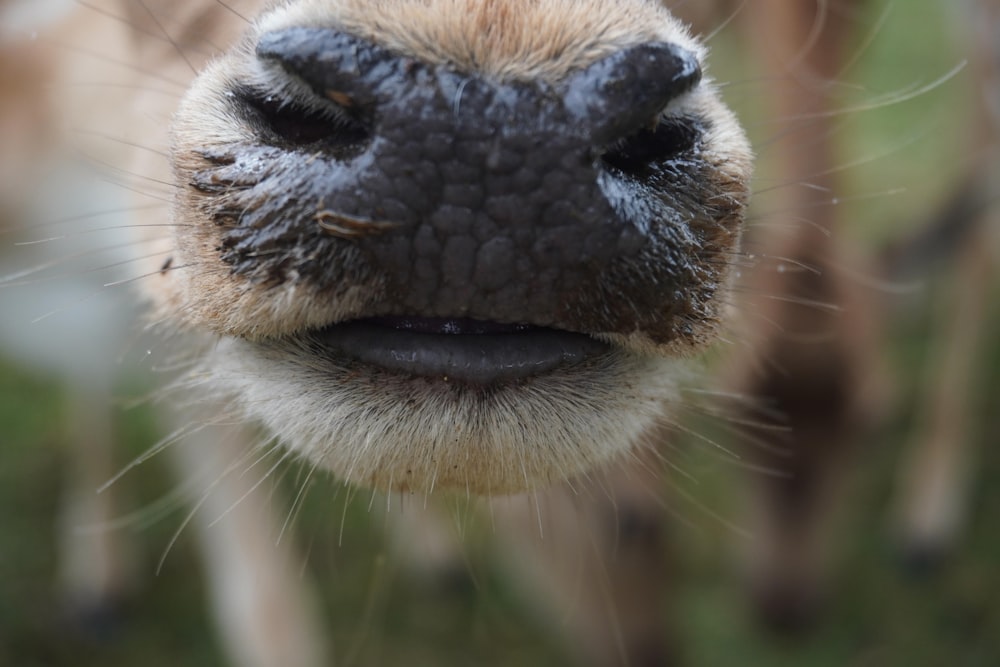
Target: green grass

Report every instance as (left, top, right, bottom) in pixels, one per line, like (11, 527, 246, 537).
(2, 1, 998, 665)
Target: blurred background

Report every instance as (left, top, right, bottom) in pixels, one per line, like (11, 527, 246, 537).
(1, 0, 998, 665)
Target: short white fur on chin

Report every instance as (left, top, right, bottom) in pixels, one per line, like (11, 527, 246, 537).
(207, 338, 683, 494)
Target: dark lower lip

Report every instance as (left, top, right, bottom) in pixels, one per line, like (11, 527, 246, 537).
(308, 318, 612, 384)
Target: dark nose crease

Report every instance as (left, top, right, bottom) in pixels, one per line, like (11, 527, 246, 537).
(254, 28, 703, 326)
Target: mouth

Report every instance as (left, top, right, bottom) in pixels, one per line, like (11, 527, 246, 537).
(306, 316, 613, 385)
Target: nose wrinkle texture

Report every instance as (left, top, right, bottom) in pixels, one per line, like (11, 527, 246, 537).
(224, 28, 710, 332)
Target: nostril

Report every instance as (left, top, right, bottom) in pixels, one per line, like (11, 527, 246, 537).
(600, 118, 701, 175)
(251, 28, 405, 153)
(236, 86, 370, 153)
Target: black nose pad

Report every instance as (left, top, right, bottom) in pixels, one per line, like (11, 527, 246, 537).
(251, 29, 705, 323)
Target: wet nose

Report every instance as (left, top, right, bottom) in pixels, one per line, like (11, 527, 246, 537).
(253, 28, 703, 324)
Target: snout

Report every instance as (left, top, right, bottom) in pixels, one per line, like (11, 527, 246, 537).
(178, 26, 742, 385)
(166, 13, 752, 493)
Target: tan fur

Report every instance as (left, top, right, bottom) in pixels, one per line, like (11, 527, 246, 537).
(258, 0, 702, 83)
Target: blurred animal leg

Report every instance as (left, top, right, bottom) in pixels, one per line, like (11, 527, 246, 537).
(491, 448, 675, 667)
(728, 0, 886, 631)
(57, 379, 134, 636)
(893, 213, 996, 568)
(891, 0, 1000, 571)
(166, 418, 332, 667)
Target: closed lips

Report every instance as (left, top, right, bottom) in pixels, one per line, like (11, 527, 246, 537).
(309, 317, 612, 384)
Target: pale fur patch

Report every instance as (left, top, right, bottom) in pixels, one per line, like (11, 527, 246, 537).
(208, 336, 684, 494)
